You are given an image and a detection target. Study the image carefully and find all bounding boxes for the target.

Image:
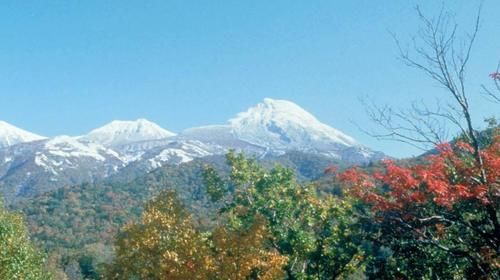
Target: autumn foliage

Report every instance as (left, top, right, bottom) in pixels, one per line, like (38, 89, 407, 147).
(338, 134, 500, 278)
(105, 191, 287, 280)
(340, 138, 499, 210)
(105, 192, 213, 279)
(211, 216, 288, 280)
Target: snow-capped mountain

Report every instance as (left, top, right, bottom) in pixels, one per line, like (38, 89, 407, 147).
(229, 98, 358, 150)
(0, 98, 385, 202)
(0, 121, 46, 148)
(180, 98, 382, 161)
(81, 119, 176, 147)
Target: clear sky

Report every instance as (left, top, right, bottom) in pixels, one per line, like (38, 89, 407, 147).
(0, 0, 498, 158)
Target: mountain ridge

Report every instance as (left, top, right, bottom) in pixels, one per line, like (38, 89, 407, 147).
(0, 98, 385, 202)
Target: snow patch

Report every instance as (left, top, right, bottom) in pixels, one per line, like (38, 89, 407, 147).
(44, 136, 113, 161)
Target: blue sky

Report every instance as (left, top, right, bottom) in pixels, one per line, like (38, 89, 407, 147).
(0, 0, 498, 158)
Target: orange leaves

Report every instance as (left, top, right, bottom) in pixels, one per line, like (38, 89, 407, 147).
(409, 191, 426, 204)
(472, 185, 489, 204)
(426, 178, 448, 195)
(455, 185, 472, 198)
(383, 160, 419, 190)
(338, 167, 375, 190)
(340, 137, 500, 211)
(482, 136, 500, 188)
(336, 138, 500, 277)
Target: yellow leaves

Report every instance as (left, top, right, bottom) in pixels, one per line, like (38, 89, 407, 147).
(161, 250, 179, 264)
(106, 191, 213, 280)
(211, 216, 287, 280)
(107, 192, 287, 280)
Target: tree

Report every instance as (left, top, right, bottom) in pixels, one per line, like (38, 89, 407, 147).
(0, 199, 53, 280)
(105, 190, 288, 280)
(204, 152, 366, 279)
(211, 215, 288, 280)
(338, 134, 499, 278)
(343, 3, 500, 277)
(105, 191, 213, 280)
(365, 4, 495, 160)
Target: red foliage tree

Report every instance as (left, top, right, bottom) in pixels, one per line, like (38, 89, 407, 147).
(338, 135, 500, 277)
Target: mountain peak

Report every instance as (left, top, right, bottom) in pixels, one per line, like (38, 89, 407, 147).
(82, 119, 176, 147)
(231, 98, 328, 126)
(262, 97, 301, 107)
(262, 97, 286, 105)
(228, 98, 358, 149)
(0, 121, 46, 148)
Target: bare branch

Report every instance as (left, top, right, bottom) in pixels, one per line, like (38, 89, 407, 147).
(364, 3, 496, 166)
(359, 98, 448, 151)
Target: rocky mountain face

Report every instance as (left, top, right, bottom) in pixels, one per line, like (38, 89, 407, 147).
(0, 98, 384, 202)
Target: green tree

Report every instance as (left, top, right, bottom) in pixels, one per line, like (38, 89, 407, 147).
(205, 152, 366, 279)
(0, 199, 52, 280)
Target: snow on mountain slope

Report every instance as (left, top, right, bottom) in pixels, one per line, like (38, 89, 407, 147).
(0, 121, 46, 148)
(40, 136, 123, 164)
(178, 98, 385, 162)
(0, 98, 386, 202)
(147, 140, 224, 168)
(229, 98, 358, 150)
(81, 119, 175, 147)
(0, 136, 129, 201)
(180, 125, 266, 153)
(0, 136, 126, 179)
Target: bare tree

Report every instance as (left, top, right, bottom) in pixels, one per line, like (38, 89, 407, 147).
(365, 3, 500, 251)
(366, 4, 494, 163)
(362, 98, 454, 150)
